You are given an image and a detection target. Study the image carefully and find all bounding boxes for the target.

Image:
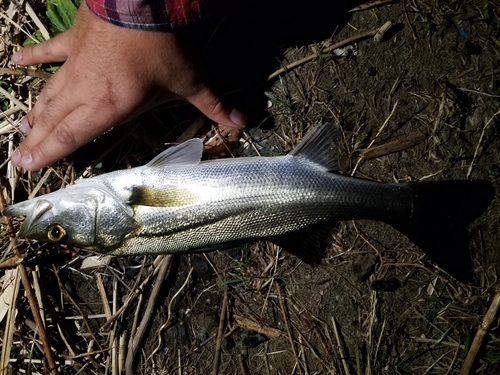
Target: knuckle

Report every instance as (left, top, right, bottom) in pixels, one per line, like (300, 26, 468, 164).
(30, 144, 49, 165)
(203, 95, 225, 117)
(26, 111, 36, 126)
(55, 121, 78, 146)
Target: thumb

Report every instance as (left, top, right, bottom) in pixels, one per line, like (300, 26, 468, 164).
(187, 87, 247, 128)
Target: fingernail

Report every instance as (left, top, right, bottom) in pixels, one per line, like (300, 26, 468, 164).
(11, 149, 22, 165)
(19, 117, 30, 134)
(12, 50, 22, 64)
(229, 109, 247, 128)
(11, 149, 32, 168)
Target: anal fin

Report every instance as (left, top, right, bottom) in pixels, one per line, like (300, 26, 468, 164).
(267, 221, 336, 264)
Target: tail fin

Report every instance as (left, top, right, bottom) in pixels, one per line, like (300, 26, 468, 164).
(393, 180, 494, 281)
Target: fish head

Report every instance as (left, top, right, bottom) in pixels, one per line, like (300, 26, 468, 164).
(3, 183, 140, 252)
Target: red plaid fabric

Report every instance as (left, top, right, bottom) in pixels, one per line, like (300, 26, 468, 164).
(86, 0, 211, 30)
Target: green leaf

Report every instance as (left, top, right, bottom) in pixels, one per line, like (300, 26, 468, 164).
(23, 30, 46, 47)
(47, 0, 78, 33)
(46, 66, 61, 73)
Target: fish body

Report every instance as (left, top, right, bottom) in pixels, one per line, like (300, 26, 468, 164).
(4, 124, 494, 280)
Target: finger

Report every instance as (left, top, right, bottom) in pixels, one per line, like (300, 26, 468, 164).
(12, 104, 112, 171)
(187, 87, 247, 128)
(25, 65, 69, 128)
(12, 31, 71, 65)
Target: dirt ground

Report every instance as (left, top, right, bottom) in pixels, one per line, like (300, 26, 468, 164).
(1, 0, 500, 374)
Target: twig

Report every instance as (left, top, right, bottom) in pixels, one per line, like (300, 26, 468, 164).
(458, 88, 500, 98)
(52, 265, 103, 351)
(233, 314, 283, 338)
(424, 350, 454, 375)
(125, 255, 173, 375)
(358, 133, 425, 161)
(267, 22, 393, 81)
(0, 12, 39, 44)
(350, 0, 398, 12)
(276, 282, 303, 374)
(460, 292, 500, 375)
(119, 332, 127, 374)
(211, 288, 228, 375)
(331, 317, 351, 375)
(100, 256, 163, 330)
(238, 354, 250, 375)
(466, 109, 500, 179)
(293, 323, 334, 374)
(402, 0, 417, 40)
(19, 264, 58, 375)
(149, 266, 194, 360)
(351, 101, 398, 176)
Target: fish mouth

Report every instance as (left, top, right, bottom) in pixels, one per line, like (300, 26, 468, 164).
(3, 199, 54, 238)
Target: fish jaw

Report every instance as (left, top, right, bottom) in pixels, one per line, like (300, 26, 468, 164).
(20, 199, 54, 238)
(4, 198, 54, 238)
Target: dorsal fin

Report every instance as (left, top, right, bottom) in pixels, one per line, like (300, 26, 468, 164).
(289, 122, 343, 171)
(147, 138, 203, 168)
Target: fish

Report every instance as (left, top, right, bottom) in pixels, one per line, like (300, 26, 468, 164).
(3, 123, 494, 281)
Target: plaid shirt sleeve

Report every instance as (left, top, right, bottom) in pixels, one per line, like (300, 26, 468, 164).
(86, 0, 213, 30)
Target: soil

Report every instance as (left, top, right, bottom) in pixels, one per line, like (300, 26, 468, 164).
(1, 0, 500, 374)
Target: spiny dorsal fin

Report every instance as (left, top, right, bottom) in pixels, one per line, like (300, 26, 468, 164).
(289, 122, 343, 172)
(147, 138, 203, 168)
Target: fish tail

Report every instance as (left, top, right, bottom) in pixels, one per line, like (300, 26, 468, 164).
(392, 180, 494, 281)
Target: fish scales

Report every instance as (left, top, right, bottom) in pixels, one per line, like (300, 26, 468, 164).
(3, 123, 494, 281)
(95, 156, 408, 255)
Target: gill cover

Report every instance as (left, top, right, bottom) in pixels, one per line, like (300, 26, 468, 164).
(3, 183, 140, 250)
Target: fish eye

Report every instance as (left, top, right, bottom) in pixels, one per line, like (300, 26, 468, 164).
(47, 225, 66, 242)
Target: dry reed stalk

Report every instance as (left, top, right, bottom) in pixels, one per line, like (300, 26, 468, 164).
(460, 292, 500, 375)
(211, 288, 228, 375)
(0, 267, 20, 375)
(19, 264, 59, 375)
(125, 255, 173, 375)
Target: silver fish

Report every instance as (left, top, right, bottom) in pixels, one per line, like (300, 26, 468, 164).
(3, 123, 494, 280)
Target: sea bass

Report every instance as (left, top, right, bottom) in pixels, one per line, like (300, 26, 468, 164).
(3, 124, 494, 280)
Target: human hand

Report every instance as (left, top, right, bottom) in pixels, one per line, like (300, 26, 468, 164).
(11, 3, 246, 171)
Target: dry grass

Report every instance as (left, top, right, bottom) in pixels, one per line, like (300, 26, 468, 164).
(0, 0, 500, 374)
